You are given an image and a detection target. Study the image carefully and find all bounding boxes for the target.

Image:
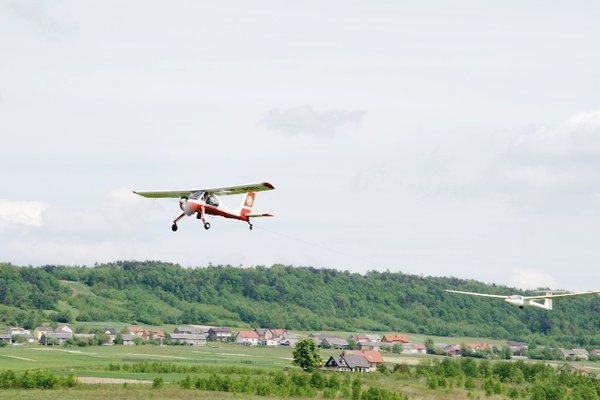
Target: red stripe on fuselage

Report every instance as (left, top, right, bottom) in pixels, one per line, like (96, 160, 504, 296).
(203, 205, 248, 221)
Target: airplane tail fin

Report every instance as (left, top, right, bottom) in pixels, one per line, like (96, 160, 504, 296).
(544, 292, 553, 310)
(239, 192, 256, 218)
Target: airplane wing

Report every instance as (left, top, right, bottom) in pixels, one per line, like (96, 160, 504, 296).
(133, 190, 198, 199)
(524, 290, 600, 300)
(445, 289, 508, 299)
(205, 182, 275, 196)
(133, 182, 275, 199)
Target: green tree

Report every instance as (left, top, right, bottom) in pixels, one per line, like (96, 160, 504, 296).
(293, 339, 322, 372)
(96, 333, 112, 345)
(51, 310, 72, 323)
(347, 337, 359, 350)
(152, 376, 164, 388)
(424, 337, 435, 354)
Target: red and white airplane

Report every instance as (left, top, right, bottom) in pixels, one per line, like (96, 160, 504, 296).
(445, 289, 600, 310)
(133, 182, 274, 231)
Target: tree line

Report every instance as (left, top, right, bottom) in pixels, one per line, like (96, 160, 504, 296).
(1, 261, 600, 348)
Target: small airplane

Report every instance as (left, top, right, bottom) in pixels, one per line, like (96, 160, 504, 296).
(445, 289, 600, 310)
(133, 182, 274, 231)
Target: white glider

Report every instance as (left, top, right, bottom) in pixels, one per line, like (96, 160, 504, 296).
(445, 289, 600, 310)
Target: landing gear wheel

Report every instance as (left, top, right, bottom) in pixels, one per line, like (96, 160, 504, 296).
(204, 222, 211, 230)
(171, 223, 178, 232)
(249, 224, 253, 230)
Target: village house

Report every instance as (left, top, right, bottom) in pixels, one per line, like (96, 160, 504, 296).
(54, 325, 73, 335)
(7, 327, 30, 336)
(507, 341, 528, 357)
(169, 333, 208, 346)
(468, 343, 490, 352)
(40, 332, 72, 345)
(143, 328, 165, 342)
(353, 334, 382, 344)
(279, 332, 299, 347)
(309, 333, 325, 346)
(592, 349, 600, 357)
(254, 328, 280, 345)
(261, 338, 279, 346)
(352, 334, 370, 343)
(382, 334, 409, 344)
(6, 327, 35, 344)
(401, 343, 426, 354)
(442, 344, 462, 357)
(560, 348, 589, 361)
(208, 327, 232, 342)
(322, 336, 350, 349)
(255, 328, 273, 340)
(358, 341, 383, 351)
(101, 328, 117, 344)
(345, 350, 384, 368)
(325, 353, 373, 372)
(121, 333, 136, 345)
(271, 329, 288, 340)
(236, 330, 260, 346)
(365, 334, 382, 342)
(309, 334, 350, 349)
(127, 326, 146, 336)
(174, 326, 205, 335)
(33, 326, 54, 341)
(0, 332, 13, 344)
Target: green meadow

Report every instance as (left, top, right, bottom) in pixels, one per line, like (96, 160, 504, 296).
(3, 342, 598, 400)
(0, 342, 301, 374)
(0, 342, 480, 399)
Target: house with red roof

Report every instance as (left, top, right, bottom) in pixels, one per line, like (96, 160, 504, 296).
(402, 343, 426, 354)
(127, 326, 146, 336)
(345, 350, 384, 367)
(382, 334, 409, 344)
(271, 329, 287, 339)
(236, 330, 259, 346)
(143, 329, 165, 341)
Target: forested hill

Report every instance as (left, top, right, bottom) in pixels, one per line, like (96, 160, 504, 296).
(1, 261, 599, 346)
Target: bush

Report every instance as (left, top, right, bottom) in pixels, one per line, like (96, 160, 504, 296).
(152, 376, 164, 389)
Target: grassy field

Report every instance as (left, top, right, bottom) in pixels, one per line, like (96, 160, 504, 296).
(0, 342, 302, 375)
(2, 339, 596, 399)
(0, 342, 493, 399)
(0, 387, 305, 400)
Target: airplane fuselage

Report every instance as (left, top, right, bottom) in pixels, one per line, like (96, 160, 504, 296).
(180, 197, 249, 222)
(504, 295, 551, 310)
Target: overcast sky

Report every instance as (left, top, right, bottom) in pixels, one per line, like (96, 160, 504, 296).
(1, 1, 600, 291)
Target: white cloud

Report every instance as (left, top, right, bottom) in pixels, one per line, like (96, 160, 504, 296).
(509, 267, 558, 290)
(3, 0, 65, 35)
(0, 199, 48, 227)
(261, 105, 365, 137)
(512, 109, 600, 157)
(497, 109, 600, 203)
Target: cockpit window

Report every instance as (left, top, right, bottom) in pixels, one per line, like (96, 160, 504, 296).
(206, 195, 219, 207)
